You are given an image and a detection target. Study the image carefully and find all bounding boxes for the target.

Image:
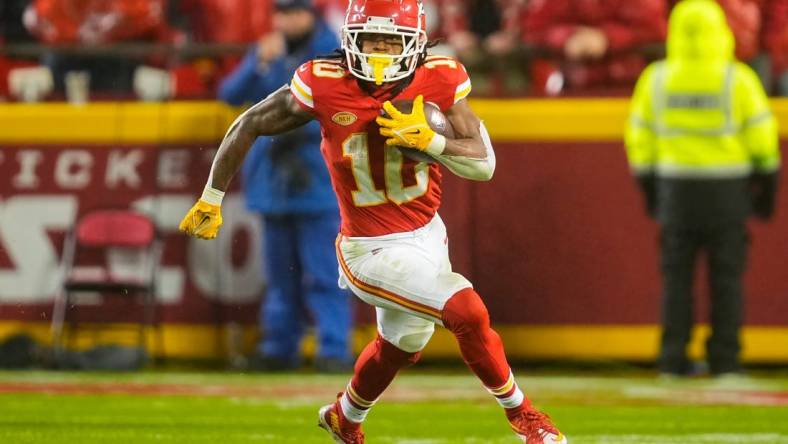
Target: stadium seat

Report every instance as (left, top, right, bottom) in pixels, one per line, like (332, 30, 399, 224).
(50, 209, 162, 367)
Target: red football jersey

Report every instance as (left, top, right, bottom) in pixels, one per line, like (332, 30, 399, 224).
(290, 56, 472, 237)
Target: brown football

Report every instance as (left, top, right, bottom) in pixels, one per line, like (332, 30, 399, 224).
(382, 99, 455, 163)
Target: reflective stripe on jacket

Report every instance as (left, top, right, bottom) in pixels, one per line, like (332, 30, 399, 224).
(625, 0, 779, 180)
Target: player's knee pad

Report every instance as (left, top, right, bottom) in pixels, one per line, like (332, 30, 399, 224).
(377, 317, 434, 354)
(442, 288, 491, 334)
(378, 328, 433, 355)
(376, 335, 423, 365)
(394, 330, 433, 354)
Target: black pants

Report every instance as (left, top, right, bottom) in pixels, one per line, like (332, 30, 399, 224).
(658, 223, 747, 375)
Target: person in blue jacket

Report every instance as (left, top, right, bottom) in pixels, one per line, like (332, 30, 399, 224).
(218, 0, 352, 373)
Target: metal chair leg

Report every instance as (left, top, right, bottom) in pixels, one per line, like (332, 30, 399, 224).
(50, 289, 70, 367)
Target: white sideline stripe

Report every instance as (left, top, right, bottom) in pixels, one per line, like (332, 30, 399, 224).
(389, 440, 445, 444)
(574, 434, 786, 444)
(624, 385, 788, 406)
(352, 436, 788, 444)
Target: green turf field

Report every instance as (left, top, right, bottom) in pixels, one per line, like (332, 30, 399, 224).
(1, 370, 787, 443)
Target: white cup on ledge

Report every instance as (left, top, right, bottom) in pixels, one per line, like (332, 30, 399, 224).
(8, 66, 54, 103)
(65, 70, 91, 105)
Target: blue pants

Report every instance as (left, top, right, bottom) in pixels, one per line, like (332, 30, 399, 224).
(258, 212, 352, 364)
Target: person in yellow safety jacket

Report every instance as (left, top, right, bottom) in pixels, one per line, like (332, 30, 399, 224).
(625, 0, 780, 377)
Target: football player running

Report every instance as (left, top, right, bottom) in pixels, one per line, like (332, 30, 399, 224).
(179, 1, 566, 442)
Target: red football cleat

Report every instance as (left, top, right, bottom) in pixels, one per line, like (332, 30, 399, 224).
(317, 395, 365, 444)
(508, 405, 567, 444)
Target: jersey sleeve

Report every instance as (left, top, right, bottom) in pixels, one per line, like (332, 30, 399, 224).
(290, 61, 315, 111)
(453, 63, 472, 104)
(421, 56, 472, 111)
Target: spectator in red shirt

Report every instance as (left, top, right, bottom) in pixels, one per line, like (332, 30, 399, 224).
(25, 0, 168, 44)
(178, 0, 272, 44)
(170, 0, 273, 98)
(762, 0, 788, 94)
(522, 0, 667, 94)
(1, 0, 39, 99)
(436, 0, 522, 58)
(282, 0, 526, 95)
(23, 0, 171, 94)
(429, 0, 526, 95)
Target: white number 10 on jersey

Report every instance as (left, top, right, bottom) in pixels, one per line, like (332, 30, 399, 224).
(342, 133, 430, 206)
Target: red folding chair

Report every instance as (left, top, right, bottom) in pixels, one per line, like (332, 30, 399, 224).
(51, 210, 162, 364)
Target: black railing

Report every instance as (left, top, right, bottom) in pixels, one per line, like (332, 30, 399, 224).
(0, 42, 251, 58)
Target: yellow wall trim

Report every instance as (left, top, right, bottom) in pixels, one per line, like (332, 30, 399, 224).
(0, 101, 233, 144)
(3, 321, 787, 362)
(1, 99, 786, 144)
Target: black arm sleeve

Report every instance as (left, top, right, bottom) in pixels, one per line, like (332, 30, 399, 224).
(636, 173, 657, 218)
(750, 171, 780, 220)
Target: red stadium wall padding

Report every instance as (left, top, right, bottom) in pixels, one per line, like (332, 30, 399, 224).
(1, 142, 786, 327)
(0, 146, 262, 325)
(439, 141, 788, 326)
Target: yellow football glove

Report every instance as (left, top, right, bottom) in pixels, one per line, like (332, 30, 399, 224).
(375, 95, 445, 155)
(179, 200, 223, 239)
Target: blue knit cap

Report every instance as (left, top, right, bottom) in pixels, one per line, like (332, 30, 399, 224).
(275, 0, 314, 11)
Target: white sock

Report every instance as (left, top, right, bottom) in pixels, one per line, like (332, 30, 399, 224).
(340, 383, 376, 423)
(487, 371, 525, 409)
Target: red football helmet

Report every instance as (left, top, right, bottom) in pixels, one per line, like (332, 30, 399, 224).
(341, 0, 428, 84)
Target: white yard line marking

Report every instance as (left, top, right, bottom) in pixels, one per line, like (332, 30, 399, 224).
(574, 433, 788, 444)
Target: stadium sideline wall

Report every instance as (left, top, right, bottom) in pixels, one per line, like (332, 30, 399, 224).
(1, 99, 786, 362)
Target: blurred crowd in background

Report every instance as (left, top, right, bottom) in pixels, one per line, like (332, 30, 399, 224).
(0, 0, 787, 102)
